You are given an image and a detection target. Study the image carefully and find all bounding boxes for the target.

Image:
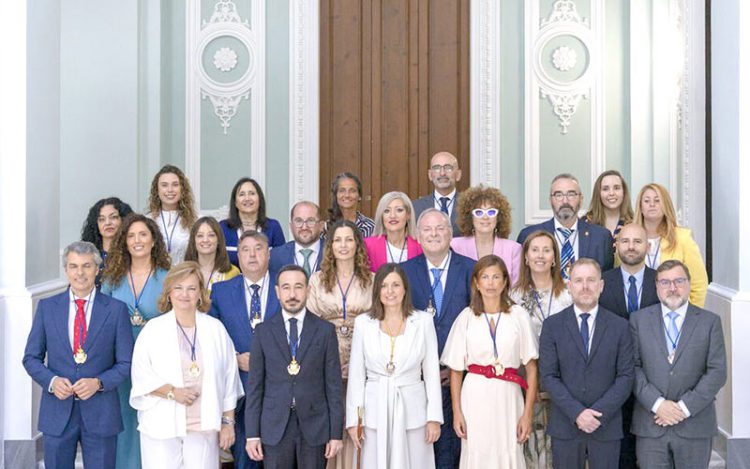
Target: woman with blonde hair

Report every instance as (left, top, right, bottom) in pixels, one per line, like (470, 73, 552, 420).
(130, 262, 243, 469)
(585, 170, 634, 239)
(364, 191, 422, 272)
(184, 216, 240, 292)
(634, 182, 709, 306)
(147, 165, 198, 264)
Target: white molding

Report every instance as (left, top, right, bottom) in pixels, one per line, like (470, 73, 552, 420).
(524, 0, 605, 224)
(289, 0, 320, 205)
(186, 0, 266, 207)
(470, 0, 502, 187)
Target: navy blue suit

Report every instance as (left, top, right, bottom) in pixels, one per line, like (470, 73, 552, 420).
(402, 251, 474, 469)
(245, 311, 343, 467)
(209, 274, 280, 469)
(599, 267, 659, 469)
(23, 290, 133, 469)
(517, 218, 615, 272)
(539, 305, 634, 469)
(221, 218, 286, 267)
(269, 239, 324, 274)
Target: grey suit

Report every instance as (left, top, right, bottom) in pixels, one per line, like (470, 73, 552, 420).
(413, 193, 461, 237)
(630, 303, 727, 468)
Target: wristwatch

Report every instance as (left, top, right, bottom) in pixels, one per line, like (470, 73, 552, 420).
(166, 386, 175, 401)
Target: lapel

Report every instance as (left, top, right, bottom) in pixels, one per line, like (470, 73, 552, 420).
(315, 239, 325, 272)
(53, 291, 72, 355)
(268, 313, 292, 362)
(588, 309, 608, 360)
(642, 268, 659, 306)
(577, 219, 592, 259)
(439, 253, 462, 320)
(83, 292, 111, 353)
(265, 274, 280, 321)
(648, 306, 670, 359)
(232, 277, 253, 338)
(413, 256, 432, 308)
(296, 312, 319, 363)
(562, 307, 587, 360)
(396, 314, 420, 368)
(672, 305, 701, 365)
(609, 269, 628, 314)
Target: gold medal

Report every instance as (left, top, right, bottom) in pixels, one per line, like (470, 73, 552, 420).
(189, 361, 201, 378)
(287, 358, 300, 376)
(130, 309, 147, 327)
(74, 347, 87, 364)
(426, 300, 437, 317)
(251, 315, 262, 329)
(385, 361, 396, 375)
(493, 362, 505, 377)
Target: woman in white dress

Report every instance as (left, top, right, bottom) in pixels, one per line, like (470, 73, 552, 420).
(130, 262, 244, 469)
(346, 263, 443, 469)
(146, 165, 197, 264)
(510, 230, 572, 468)
(442, 255, 538, 469)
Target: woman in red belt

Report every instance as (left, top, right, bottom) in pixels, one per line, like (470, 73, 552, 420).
(441, 255, 539, 469)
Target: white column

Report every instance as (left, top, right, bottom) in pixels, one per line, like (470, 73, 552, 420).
(708, 0, 750, 466)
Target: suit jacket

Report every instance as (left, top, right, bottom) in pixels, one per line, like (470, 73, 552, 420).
(208, 274, 280, 391)
(364, 235, 423, 272)
(402, 252, 475, 356)
(450, 236, 522, 285)
(412, 194, 461, 237)
(220, 218, 286, 267)
(245, 311, 344, 446)
(599, 267, 660, 321)
(516, 218, 614, 272)
(269, 239, 325, 274)
(539, 305, 634, 441)
(630, 303, 726, 439)
(659, 227, 709, 307)
(23, 290, 134, 437)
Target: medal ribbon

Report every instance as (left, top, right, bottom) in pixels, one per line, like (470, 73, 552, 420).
(337, 273, 356, 321)
(483, 313, 500, 361)
(646, 239, 662, 269)
(177, 320, 198, 363)
(662, 312, 682, 353)
(129, 268, 153, 313)
(287, 318, 299, 359)
(385, 237, 408, 264)
(159, 211, 181, 253)
(428, 252, 451, 310)
(532, 289, 553, 322)
(204, 267, 217, 290)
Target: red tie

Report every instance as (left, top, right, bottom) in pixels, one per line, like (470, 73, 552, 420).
(73, 299, 87, 352)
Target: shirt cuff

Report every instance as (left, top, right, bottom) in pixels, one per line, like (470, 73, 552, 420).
(651, 397, 665, 414)
(48, 376, 58, 394)
(247, 437, 261, 442)
(678, 400, 691, 417)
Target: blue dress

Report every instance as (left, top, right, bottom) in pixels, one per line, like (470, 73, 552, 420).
(220, 218, 286, 267)
(102, 268, 168, 469)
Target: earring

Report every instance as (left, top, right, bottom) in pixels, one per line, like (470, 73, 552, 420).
(197, 298, 203, 307)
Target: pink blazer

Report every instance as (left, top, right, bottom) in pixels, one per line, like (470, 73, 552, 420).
(364, 235, 423, 272)
(450, 236, 522, 285)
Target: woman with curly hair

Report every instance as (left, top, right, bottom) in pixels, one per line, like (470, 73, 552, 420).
(364, 191, 422, 272)
(635, 182, 709, 306)
(307, 219, 374, 469)
(184, 216, 240, 292)
(326, 172, 375, 238)
(146, 164, 198, 264)
(450, 184, 522, 284)
(220, 177, 285, 267)
(509, 230, 572, 469)
(102, 213, 171, 469)
(80, 196, 134, 285)
(584, 170, 634, 239)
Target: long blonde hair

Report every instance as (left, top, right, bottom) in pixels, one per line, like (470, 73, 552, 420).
(585, 170, 634, 226)
(634, 183, 678, 251)
(157, 261, 211, 313)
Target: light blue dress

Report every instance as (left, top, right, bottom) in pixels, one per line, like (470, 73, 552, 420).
(102, 268, 168, 469)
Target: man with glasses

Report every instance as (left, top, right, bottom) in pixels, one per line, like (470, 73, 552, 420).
(630, 260, 726, 468)
(413, 151, 463, 236)
(517, 173, 614, 278)
(270, 201, 325, 276)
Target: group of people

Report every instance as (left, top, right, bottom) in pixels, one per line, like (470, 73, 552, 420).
(22, 152, 725, 469)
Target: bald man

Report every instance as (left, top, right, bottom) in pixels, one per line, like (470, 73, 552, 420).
(412, 151, 463, 237)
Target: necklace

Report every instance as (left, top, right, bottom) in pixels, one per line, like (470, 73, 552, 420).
(383, 316, 404, 375)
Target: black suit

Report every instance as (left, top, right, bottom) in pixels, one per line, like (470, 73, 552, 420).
(245, 310, 343, 468)
(598, 266, 659, 468)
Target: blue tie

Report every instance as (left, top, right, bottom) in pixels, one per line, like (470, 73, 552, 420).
(439, 197, 450, 215)
(627, 275, 639, 314)
(250, 284, 261, 321)
(557, 227, 575, 280)
(431, 268, 444, 317)
(580, 313, 590, 355)
(666, 311, 679, 354)
(289, 317, 299, 351)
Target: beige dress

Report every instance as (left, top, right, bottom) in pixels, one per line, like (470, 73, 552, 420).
(307, 270, 374, 469)
(441, 306, 539, 469)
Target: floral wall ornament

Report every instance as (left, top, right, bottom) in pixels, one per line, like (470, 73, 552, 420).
(552, 46, 577, 72)
(202, 91, 249, 135)
(213, 47, 238, 72)
(540, 91, 587, 134)
(541, 0, 589, 27)
(203, 0, 249, 27)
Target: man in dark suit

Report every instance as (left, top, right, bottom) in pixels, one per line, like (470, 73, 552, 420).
(23, 241, 133, 469)
(209, 230, 280, 469)
(540, 258, 634, 469)
(269, 200, 325, 276)
(245, 265, 343, 468)
(517, 173, 614, 278)
(402, 208, 474, 468)
(412, 151, 463, 236)
(630, 260, 726, 468)
(598, 223, 659, 468)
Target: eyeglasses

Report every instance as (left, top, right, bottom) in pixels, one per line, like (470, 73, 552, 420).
(471, 208, 498, 218)
(430, 164, 455, 173)
(551, 191, 580, 201)
(292, 218, 320, 228)
(656, 278, 689, 288)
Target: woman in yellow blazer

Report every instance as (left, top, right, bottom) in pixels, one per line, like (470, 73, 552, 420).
(635, 183, 708, 306)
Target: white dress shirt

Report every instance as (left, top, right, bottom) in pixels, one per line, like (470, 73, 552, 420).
(425, 252, 451, 290)
(282, 308, 307, 344)
(243, 272, 270, 322)
(294, 242, 320, 272)
(573, 304, 598, 354)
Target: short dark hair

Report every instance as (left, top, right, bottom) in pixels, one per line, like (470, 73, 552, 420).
(239, 229, 269, 246)
(656, 259, 691, 281)
(569, 258, 602, 278)
(276, 264, 309, 285)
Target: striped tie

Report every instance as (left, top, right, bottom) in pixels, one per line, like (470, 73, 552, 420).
(557, 227, 575, 280)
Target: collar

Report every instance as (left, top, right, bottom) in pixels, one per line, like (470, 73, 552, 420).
(425, 251, 451, 270)
(553, 217, 578, 233)
(660, 301, 689, 318)
(282, 308, 307, 324)
(69, 287, 96, 303)
(573, 304, 598, 320)
(620, 266, 646, 285)
(433, 189, 457, 201)
(295, 241, 318, 254)
(244, 271, 269, 288)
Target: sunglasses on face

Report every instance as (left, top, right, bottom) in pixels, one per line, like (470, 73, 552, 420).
(471, 208, 499, 218)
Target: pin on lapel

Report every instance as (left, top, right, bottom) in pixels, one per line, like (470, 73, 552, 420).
(584, 230, 589, 237)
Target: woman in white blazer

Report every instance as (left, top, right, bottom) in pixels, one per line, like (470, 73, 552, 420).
(346, 263, 443, 469)
(130, 262, 244, 469)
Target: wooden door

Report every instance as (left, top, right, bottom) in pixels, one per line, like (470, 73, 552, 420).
(320, 0, 470, 217)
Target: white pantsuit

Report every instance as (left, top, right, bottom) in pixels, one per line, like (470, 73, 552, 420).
(346, 310, 443, 469)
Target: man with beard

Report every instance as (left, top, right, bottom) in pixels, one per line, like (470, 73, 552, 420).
(269, 201, 325, 276)
(630, 260, 726, 468)
(517, 173, 614, 279)
(598, 223, 659, 468)
(539, 258, 634, 469)
(245, 265, 344, 468)
(413, 151, 463, 236)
